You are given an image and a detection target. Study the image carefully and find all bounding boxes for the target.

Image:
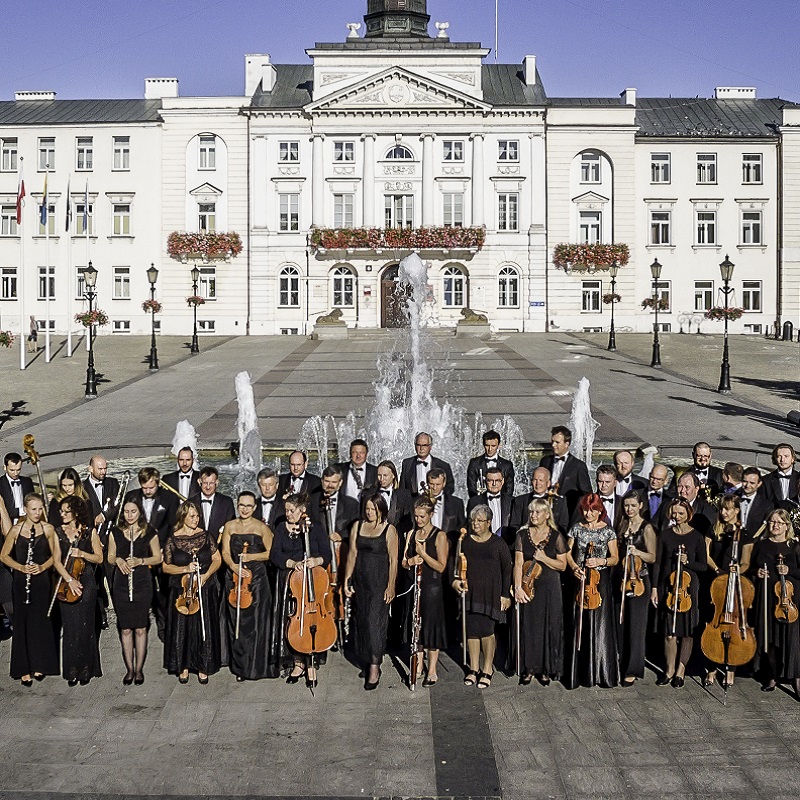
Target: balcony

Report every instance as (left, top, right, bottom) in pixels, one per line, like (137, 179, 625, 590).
(167, 231, 243, 262)
(310, 226, 486, 255)
(552, 243, 630, 273)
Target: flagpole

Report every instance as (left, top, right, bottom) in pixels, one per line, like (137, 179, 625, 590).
(85, 180, 90, 352)
(44, 163, 51, 363)
(66, 175, 72, 357)
(18, 157, 26, 371)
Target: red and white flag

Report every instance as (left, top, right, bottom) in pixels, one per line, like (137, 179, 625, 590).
(15, 164, 25, 224)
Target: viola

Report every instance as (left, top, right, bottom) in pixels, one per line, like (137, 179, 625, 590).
(176, 549, 202, 616)
(666, 544, 692, 614)
(576, 541, 602, 611)
(55, 533, 86, 604)
(228, 542, 253, 610)
(774, 554, 799, 624)
(521, 531, 549, 600)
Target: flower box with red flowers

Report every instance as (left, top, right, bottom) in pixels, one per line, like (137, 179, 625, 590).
(704, 306, 744, 322)
(186, 295, 206, 307)
(167, 232, 243, 261)
(309, 226, 486, 252)
(553, 243, 630, 272)
(141, 299, 162, 314)
(641, 297, 669, 312)
(75, 310, 109, 328)
(0, 331, 14, 348)
(602, 293, 622, 305)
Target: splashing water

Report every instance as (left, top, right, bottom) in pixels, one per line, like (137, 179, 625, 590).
(234, 371, 262, 493)
(298, 414, 337, 472)
(568, 377, 600, 470)
(171, 420, 199, 470)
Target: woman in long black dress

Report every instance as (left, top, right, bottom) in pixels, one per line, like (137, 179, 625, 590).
(107, 498, 162, 685)
(221, 491, 274, 682)
(343, 491, 398, 690)
(0, 493, 59, 685)
(52, 496, 103, 685)
(616, 491, 657, 686)
(162, 501, 222, 684)
(751, 509, 800, 696)
(452, 504, 512, 688)
(651, 498, 707, 687)
(402, 496, 449, 687)
(512, 498, 568, 686)
(565, 493, 620, 689)
(270, 493, 331, 687)
(47, 468, 90, 527)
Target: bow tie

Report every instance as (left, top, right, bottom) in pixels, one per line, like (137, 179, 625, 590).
(485, 458, 497, 465)
(327, 497, 337, 505)
(779, 472, 792, 480)
(741, 496, 752, 503)
(417, 460, 429, 467)
(601, 496, 614, 504)
(487, 493, 501, 500)
(555, 456, 566, 463)
(433, 495, 443, 503)
(201, 498, 212, 504)
(532, 493, 545, 499)
(180, 473, 191, 480)
(619, 477, 631, 484)
(263, 498, 274, 504)
(10, 480, 20, 486)
(381, 489, 391, 495)
(649, 490, 662, 497)
(93, 481, 104, 487)
(353, 466, 364, 472)
(696, 469, 708, 477)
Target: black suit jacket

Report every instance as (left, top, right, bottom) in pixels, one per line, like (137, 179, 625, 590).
(82, 476, 121, 521)
(124, 488, 178, 546)
(763, 469, 800, 506)
(643, 489, 676, 530)
(0, 474, 35, 521)
(510, 492, 570, 535)
(467, 493, 514, 545)
(253, 494, 285, 529)
(615, 475, 648, 497)
(466, 455, 515, 498)
(310, 492, 360, 541)
(162, 469, 201, 500)
(669, 466, 724, 496)
(400, 455, 455, 497)
(278, 471, 322, 499)
(335, 461, 378, 499)
(433, 493, 465, 539)
(538, 454, 592, 518)
(378, 488, 413, 534)
(739, 492, 773, 538)
(690, 497, 716, 537)
(199, 492, 236, 541)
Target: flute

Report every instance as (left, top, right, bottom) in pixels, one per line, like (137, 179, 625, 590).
(128, 527, 135, 603)
(24, 527, 36, 605)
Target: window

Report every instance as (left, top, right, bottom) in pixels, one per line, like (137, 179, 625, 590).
(198, 267, 216, 300)
(443, 266, 466, 307)
(333, 194, 354, 228)
(279, 141, 299, 162)
(1, 268, 17, 299)
(650, 211, 671, 245)
(38, 204, 56, 236)
(113, 267, 130, 299)
(742, 211, 762, 245)
(498, 140, 519, 162)
(696, 211, 717, 245)
(76, 267, 88, 298)
(442, 193, 463, 227)
(279, 266, 300, 307)
(581, 280, 601, 312)
(650, 280, 671, 312)
(385, 144, 414, 160)
(742, 280, 762, 312)
(443, 140, 464, 162)
(112, 320, 131, 334)
(1, 206, 18, 236)
(497, 193, 518, 231)
(38, 137, 55, 170)
(113, 204, 131, 235)
(279, 193, 300, 231)
(38, 266, 55, 300)
(1, 138, 17, 172)
(580, 152, 600, 183)
(75, 203, 94, 235)
(199, 135, 216, 170)
(113, 136, 130, 170)
(498, 267, 519, 308)
(280, 328, 299, 335)
(697, 153, 717, 183)
(385, 194, 414, 228)
(579, 211, 601, 244)
(334, 141, 354, 162)
(76, 137, 93, 171)
(332, 266, 355, 307)
(651, 153, 670, 183)
(694, 281, 714, 311)
(742, 154, 762, 184)
(198, 203, 216, 232)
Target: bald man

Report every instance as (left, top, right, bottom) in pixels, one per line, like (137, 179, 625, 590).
(82, 454, 121, 528)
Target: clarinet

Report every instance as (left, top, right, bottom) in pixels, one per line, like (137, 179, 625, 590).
(24, 525, 36, 605)
(128, 526, 135, 603)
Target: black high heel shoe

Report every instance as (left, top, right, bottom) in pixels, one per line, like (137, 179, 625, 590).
(364, 668, 381, 691)
(178, 674, 189, 684)
(286, 668, 305, 685)
(67, 679, 78, 687)
(197, 674, 209, 685)
(655, 674, 672, 686)
(20, 678, 33, 687)
(123, 671, 134, 686)
(134, 672, 145, 686)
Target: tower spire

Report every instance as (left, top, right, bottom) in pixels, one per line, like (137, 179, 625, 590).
(363, 0, 431, 38)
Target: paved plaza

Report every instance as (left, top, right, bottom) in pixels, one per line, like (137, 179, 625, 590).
(0, 328, 799, 799)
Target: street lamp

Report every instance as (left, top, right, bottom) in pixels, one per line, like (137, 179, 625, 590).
(717, 254, 735, 394)
(147, 263, 159, 371)
(83, 262, 99, 399)
(190, 265, 200, 355)
(607, 261, 620, 351)
(650, 259, 663, 369)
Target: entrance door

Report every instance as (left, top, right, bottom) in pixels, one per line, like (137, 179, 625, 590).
(381, 264, 411, 328)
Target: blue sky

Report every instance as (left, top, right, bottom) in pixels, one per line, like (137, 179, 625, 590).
(4, 0, 799, 101)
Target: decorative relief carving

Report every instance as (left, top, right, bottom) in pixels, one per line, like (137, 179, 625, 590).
(498, 166, 520, 175)
(333, 167, 356, 176)
(388, 85, 407, 104)
(359, 90, 385, 105)
(433, 71, 476, 86)
(384, 181, 413, 191)
(442, 167, 464, 176)
(412, 90, 446, 104)
(383, 165, 416, 176)
(278, 167, 300, 176)
(321, 72, 354, 85)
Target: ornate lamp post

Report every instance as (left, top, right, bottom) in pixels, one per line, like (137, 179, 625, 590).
(607, 261, 620, 351)
(147, 263, 159, 371)
(650, 259, 663, 369)
(717, 254, 735, 394)
(83, 262, 99, 399)
(190, 265, 200, 355)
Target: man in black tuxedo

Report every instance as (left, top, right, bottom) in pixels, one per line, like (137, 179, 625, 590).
(538, 426, 592, 519)
(670, 442, 724, 497)
(162, 447, 200, 501)
(763, 444, 799, 506)
(426, 468, 465, 539)
(594, 465, 624, 529)
(278, 450, 322, 499)
(196, 466, 235, 542)
(466, 467, 513, 544)
(739, 467, 773, 538)
(0, 452, 35, 522)
(511, 466, 569, 534)
(613, 450, 647, 497)
(375, 460, 413, 534)
(253, 468, 284, 529)
(466, 429, 515, 498)
(400, 432, 454, 497)
(675, 472, 716, 536)
(311, 466, 359, 541)
(82, 454, 121, 528)
(644, 464, 674, 529)
(335, 439, 378, 502)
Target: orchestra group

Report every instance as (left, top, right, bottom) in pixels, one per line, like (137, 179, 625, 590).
(0, 429, 799, 698)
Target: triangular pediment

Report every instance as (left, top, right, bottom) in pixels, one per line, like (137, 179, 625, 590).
(306, 67, 490, 113)
(572, 191, 609, 204)
(190, 183, 223, 197)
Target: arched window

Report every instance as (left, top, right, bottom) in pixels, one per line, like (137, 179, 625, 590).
(580, 150, 601, 183)
(443, 266, 467, 307)
(385, 144, 414, 160)
(498, 266, 519, 308)
(332, 266, 356, 307)
(279, 265, 300, 307)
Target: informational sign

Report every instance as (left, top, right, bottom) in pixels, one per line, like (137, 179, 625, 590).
(529, 301, 545, 307)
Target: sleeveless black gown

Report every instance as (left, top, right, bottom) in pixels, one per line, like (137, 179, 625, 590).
(352, 522, 391, 667)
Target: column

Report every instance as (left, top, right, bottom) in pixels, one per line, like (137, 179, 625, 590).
(362, 134, 376, 227)
(421, 133, 435, 227)
(470, 133, 485, 227)
(252, 135, 268, 229)
(311, 133, 324, 227)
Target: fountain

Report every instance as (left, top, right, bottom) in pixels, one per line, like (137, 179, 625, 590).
(171, 420, 199, 469)
(234, 371, 262, 493)
(568, 377, 600, 470)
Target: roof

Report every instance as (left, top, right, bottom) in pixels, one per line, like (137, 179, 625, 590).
(0, 99, 163, 126)
(481, 63, 547, 106)
(251, 65, 314, 109)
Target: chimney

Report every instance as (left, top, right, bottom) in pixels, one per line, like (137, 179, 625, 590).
(523, 55, 537, 86)
(715, 86, 756, 100)
(620, 88, 636, 106)
(144, 78, 179, 100)
(245, 54, 277, 96)
(15, 91, 56, 101)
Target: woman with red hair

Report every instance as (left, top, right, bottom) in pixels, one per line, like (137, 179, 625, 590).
(565, 493, 620, 688)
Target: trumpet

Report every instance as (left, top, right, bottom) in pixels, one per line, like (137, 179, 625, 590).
(158, 479, 188, 503)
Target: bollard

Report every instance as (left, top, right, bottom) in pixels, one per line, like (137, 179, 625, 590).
(782, 320, 794, 341)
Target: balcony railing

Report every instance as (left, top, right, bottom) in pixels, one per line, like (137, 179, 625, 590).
(167, 231, 243, 261)
(310, 226, 486, 253)
(552, 243, 630, 273)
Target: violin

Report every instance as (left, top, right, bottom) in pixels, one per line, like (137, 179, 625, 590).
(621, 535, 645, 598)
(576, 541, 602, 611)
(176, 549, 201, 616)
(55, 531, 86, 604)
(228, 542, 253, 610)
(455, 530, 469, 593)
(774, 554, 799, 624)
(521, 531, 549, 600)
(666, 544, 692, 623)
